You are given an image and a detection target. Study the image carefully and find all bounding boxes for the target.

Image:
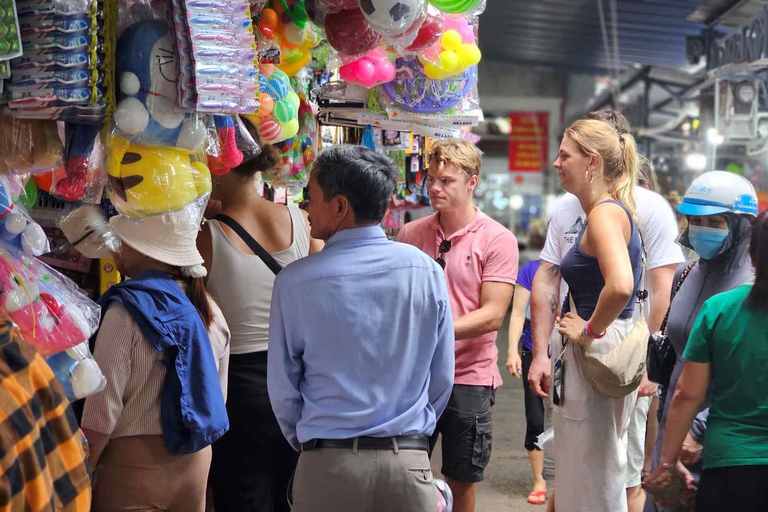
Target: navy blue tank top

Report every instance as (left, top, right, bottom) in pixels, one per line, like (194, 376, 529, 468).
(560, 200, 643, 320)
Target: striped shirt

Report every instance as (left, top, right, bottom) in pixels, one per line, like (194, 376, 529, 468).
(0, 322, 91, 511)
(82, 298, 230, 438)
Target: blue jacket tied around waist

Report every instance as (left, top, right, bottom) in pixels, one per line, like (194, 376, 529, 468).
(97, 270, 229, 454)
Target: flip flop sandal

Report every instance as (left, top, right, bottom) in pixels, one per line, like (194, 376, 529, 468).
(528, 490, 547, 505)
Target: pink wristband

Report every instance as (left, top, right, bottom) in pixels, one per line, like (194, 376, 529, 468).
(585, 322, 606, 339)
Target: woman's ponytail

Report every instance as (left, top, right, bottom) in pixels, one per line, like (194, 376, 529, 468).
(612, 133, 638, 219)
(187, 276, 213, 328)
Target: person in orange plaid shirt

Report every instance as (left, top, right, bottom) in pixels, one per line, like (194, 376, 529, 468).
(0, 322, 91, 511)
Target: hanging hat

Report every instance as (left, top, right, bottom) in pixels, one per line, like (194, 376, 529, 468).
(109, 211, 206, 277)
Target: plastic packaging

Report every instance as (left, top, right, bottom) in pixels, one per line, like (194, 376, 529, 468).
(535, 427, 554, 451)
(359, 0, 426, 38)
(338, 48, 395, 88)
(0, 0, 23, 60)
(0, 239, 101, 356)
(59, 204, 118, 258)
(0, 176, 49, 256)
(428, 0, 485, 15)
(48, 121, 107, 203)
(0, 115, 64, 175)
(45, 341, 106, 401)
(324, 8, 382, 58)
(244, 63, 300, 143)
(434, 479, 453, 512)
(207, 115, 244, 175)
(418, 14, 480, 79)
(106, 135, 212, 218)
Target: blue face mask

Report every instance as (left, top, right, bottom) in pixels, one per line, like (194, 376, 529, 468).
(688, 225, 729, 260)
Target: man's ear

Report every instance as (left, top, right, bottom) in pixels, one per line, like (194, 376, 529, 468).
(335, 195, 351, 220)
(468, 174, 478, 191)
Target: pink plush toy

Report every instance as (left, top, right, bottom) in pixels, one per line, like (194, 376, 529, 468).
(0, 248, 96, 356)
(338, 49, 396, 88)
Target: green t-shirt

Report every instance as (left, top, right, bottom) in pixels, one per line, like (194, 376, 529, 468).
(683, 284, 768, 470)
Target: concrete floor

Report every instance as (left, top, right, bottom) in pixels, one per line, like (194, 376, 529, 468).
(431, 312, 552, 511)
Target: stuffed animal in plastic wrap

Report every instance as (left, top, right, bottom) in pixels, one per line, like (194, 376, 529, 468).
(53, 123, 104, 202)
(0, 242, 100, 357)
(45, 341, 106, 401)
(113, 20, 206, 151)
(0, 178, 48, 256)
(208, 116, 244, 175)
(107, 135, 212, 217)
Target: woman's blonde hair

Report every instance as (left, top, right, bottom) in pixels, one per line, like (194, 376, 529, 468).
(565, 119, 638, 218)
(429, 139, 482, 178)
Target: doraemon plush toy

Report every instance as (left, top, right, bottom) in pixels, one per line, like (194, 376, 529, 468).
(113, 20, 206, 151)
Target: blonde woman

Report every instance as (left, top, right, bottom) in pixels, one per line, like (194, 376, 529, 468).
(544, 119, 643, 511)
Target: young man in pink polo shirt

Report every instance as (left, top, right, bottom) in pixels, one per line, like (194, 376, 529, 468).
(398, 139, 518, 512)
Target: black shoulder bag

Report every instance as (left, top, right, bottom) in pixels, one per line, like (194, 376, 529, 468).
(647, 258, 698, 386)
(213, 214, 283, 275)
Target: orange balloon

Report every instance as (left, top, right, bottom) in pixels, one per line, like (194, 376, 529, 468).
(260, 93, 274, 112)
(260, 8, 279, 29)
(34, 167, 67, 193)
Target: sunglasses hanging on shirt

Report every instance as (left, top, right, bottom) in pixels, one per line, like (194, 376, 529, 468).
(436, 239, 452, 269)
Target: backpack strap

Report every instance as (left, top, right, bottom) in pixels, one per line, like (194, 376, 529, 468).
(213, 214, 283, 276)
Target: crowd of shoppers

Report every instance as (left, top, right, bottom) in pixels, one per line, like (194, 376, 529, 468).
(2, 109, 764, 512)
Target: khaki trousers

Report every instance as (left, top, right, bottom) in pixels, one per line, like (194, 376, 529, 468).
(92, 435, 212, 512)
(291, 445, 437, 512)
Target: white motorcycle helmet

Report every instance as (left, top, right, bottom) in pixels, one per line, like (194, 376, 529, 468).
(678, 170, 758, 217)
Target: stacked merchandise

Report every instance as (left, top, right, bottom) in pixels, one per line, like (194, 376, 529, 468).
(8, 0, 115, 123)
(170, 0, 260, 114)
(0, 0, 22, 94)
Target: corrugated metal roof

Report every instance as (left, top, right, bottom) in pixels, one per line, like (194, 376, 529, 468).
(478, 0, 709, 72)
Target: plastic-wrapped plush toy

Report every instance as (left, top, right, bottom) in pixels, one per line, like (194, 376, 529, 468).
(0, 176, 49, 256)
(59, 204, 119, 259)
(113, 20, 206, 151)
(0, 241, 100, 357)
(45, 341, 106, 401)
(53, 122, 104, 202)
(107, 135, 212, 218)
(245, 64, 300, 144)
(338, 49, 396, 88)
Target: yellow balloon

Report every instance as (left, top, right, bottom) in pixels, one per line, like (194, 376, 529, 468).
(422, 61, 446, 80)
(439, 50, 459, 72)
(280, 118, 300, 141)
(441, 30, 462, 52)
(456, 44, 482, 69)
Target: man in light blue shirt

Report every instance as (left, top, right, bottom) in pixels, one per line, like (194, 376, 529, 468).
(268, 145, 455, 512)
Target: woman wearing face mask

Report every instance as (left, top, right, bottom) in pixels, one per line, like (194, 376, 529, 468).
(650, 170, 758, 507)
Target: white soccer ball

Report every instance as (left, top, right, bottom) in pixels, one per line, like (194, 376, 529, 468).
(359, 0, 424, 36)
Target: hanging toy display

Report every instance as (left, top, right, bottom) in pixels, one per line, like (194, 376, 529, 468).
(208, 115, 245, 175)
(338, 49, 395, 88)
(428, 0, 485, 14)
(324, 7, 382, 57)
(382, 55, 475, 113)
(246, 64, 300, 144)
(113, 20, 206, 151)
(256, 1, 320, 77)
(404, 4, 443, 52)
(0, 240, 101, 357)
(0, 176, 48, 256)
(358, 0, 426, 38)
(418, 14, 480, 79)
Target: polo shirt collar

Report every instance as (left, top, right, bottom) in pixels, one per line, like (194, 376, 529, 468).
(325, 225, 387, 248)
(432, 207, 487, 240)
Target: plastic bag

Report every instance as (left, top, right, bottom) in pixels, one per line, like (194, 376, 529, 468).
(428, 0, 485, 15)
(417, 14, 480, 80)
(47, 122, 107, 203)
(59, 204, 119, 258)
(0, 0, 23, 60)
(45, 341, 106, 401)
(338, 49, 396, 88)
(359, 0, 427, 39)
(0, 115, 64, 175)
(106, 134, 212, 218)
(0, 239, 101, 356)
(244, 64, 300, 144)
(434, 479, 454, 512)
(0, 176, 49, 256)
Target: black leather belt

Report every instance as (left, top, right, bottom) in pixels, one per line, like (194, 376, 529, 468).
(301, 435, 429, 452)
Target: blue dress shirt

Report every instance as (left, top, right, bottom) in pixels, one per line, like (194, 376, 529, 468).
(267, 226, 455, 451)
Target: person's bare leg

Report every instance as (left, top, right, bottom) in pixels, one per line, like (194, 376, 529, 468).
(644, 396, 660, 475)
(446, 477, 475, 512)
(626, 485, 646, 512)
(528, 449, 547, 499)
(547, 490, 555, 512)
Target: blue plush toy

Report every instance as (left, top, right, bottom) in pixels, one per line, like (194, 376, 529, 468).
(113, 20, 205, 150)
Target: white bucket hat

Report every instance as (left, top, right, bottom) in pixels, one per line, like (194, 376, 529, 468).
(109, 211, 207, 278)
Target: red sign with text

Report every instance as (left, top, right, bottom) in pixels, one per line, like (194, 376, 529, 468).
(508, 112, 549, 172)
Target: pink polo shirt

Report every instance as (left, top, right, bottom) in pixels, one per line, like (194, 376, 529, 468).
(398, 208, 518, 388)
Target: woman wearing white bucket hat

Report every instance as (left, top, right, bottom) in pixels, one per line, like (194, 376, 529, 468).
(81, 211, 231, 512)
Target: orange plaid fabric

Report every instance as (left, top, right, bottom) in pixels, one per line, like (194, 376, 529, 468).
(0, 322, 90, 511)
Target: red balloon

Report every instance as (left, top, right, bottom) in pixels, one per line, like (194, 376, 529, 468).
(319, 0, 358, 9)
(325, 9, 383, 57)
(406, 8, 444, 52)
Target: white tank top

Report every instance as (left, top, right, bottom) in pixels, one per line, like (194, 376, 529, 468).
(206, 206, 310, 354)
